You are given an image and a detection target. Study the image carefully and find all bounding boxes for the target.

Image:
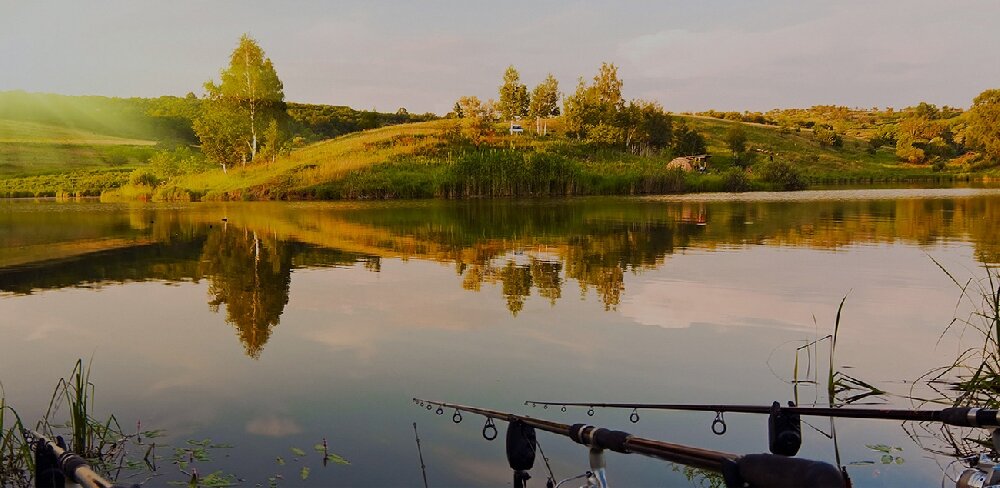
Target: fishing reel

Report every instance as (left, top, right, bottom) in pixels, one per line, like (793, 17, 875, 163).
(956, 430, 1000, 488)
(957, 454, 1000, 488)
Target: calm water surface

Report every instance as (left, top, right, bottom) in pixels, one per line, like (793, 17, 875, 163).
(2, 189, 1000, 486)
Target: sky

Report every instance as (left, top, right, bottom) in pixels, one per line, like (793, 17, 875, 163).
(1, 0, 998, 115)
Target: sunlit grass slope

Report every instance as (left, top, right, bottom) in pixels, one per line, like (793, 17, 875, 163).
(677, 115, 909, 179)
(173, 120, 458, 199)
(0, 119, 156, 146)
(0, 119, 157, 179)
(166, 115, 956, 201)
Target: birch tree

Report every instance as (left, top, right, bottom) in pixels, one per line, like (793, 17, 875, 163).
(497, 65, 529, 121)
(529, 74, 560, 134)
(195, 34, 286, 171)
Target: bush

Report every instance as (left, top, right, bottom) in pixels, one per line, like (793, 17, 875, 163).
(147, 147, 212, 178)
(129, 169, 161, 187)
(813, 126, 843, 147)
(722, 168, 751, 192)
(153, 185, 195, 202)
(757, 160, 806, 190)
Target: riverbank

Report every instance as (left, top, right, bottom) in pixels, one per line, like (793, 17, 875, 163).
(2, 117, 995, 201)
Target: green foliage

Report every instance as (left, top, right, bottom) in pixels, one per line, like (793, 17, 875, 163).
(619, 100, 672, 155)
(286, 103, 435, 142)
(0, 91, 199, 144)
(812, 125, 843, 147)
(129, 168, 161, 187)
(722, 168, 751, 192)
(454, 96, 493, 145)
(0, 170, 130, 197)
(724, 125, 747, 163)
(444, 150, 582, 197)
(563, 63, 672, 152)
(967, 88, 1000, 163)
(529, 74, 560, 118)
(585, 123, 624, 146)
(564, 63, 625, 141)
(498, 65, 530, 120)
(195, 34, 286, 170)
(757, 159, 806, 190)
(148, 147, 212, 178)
(673, 122, 707, 156)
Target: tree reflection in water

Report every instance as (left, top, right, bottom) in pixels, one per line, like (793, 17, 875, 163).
(201, 225, 293, 359)
(4, 194, 1000, 360)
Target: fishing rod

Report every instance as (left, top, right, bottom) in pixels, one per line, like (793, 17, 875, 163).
(523, 400, 1000, 429)
(524, 400, 1000, 488)
(413, 398, 848, 488)
(26, 429, 136, 488)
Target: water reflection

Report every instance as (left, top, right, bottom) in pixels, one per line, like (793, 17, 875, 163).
(3, 190, 1000, 485)
(2, 192, 1000, 359)
(201, 227, 292, 358)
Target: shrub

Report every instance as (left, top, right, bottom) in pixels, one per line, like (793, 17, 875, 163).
(722, 168, 751, 192)
(757, 160, 806, 190)
(129, 169, 160, 187)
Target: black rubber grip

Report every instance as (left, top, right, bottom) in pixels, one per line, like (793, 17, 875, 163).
(567, 424, 630, 453)
(590, 428, 631, 453)
(939, 408, 1000, 427)
(57, 452, 90, 483)
(737, 453, 847, 488)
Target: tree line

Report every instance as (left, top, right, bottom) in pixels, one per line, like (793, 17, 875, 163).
(694, 95, 1000, 168)
(453, 63, 707, 157)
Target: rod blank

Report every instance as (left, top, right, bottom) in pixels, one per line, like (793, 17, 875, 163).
(524, 401, 1000, 428)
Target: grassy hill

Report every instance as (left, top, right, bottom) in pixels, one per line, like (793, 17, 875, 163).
(0, 91, 440, 196)
(679, 115, 905, 178)
(0, 119, 158, 178)
(124, 115, 972, 202)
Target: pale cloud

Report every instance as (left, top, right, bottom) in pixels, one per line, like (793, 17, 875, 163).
(246, 415, 303, 437)
(1, 1, 997, 113)
(618, 0, 1000, 110)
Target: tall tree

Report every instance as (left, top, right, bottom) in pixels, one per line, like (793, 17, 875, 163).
(562, 62, 625, 141)
(497, 65, 529, 121)
(592, 62, 624, 115)
(673, 122, 707, 156)
(195, 34, 286, 171)
(724, 125, 748, 163)
(529, 74, 560, 133)
(967, 89, 1000, 162)
(615, 100, 671, 155)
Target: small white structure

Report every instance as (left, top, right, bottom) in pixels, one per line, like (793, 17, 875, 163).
(509, 123, 524, 135)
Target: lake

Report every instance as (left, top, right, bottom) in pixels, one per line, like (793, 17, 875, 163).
(2, 189, 1000, 486)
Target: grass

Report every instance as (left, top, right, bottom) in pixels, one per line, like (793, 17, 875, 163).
(678, 115, 946, 181)
(165, 116, 992, 201)
(0, 118, 158, 177)
(5, 114, 995, 201)
(0, 119, 156, 146)
(1, 358, 351, 486)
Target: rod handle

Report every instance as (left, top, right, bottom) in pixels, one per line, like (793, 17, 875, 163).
(727, 453, 847, 488)
(939, 408, 1000, 428)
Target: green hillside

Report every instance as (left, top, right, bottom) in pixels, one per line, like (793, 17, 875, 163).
(679, 115, 905, 179)
(112, 115, 971, 202)
(0, 91, 438, 195)
(0, 118, 159, 178)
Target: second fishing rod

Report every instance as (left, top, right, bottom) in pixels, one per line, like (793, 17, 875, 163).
(524, 400, 1000, 429)
(523, 399, 1000, 459)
